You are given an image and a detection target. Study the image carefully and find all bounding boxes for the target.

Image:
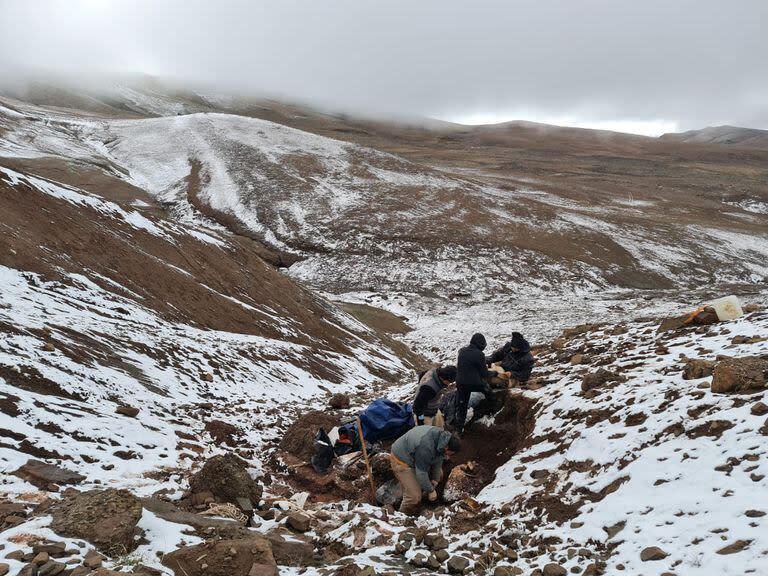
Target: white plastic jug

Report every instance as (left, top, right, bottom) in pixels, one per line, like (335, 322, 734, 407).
(707, 295, 743, 321)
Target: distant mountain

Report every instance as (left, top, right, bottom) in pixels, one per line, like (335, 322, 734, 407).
(661, 125, 768, 149)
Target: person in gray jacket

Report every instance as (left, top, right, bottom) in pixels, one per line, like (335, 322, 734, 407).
(389, 425, 461, 515)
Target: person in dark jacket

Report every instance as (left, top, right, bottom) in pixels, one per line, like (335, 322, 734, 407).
(487, 331, 536, 383)
(454, 333, 492, 433)
(390, 425, 461, 515)
(412, 365, 457, 428)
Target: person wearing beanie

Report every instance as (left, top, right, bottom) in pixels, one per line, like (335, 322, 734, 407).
(412, 364, 457, 428)
(487, 331, 536, 384)
(390, 425, 461, 515)
(454, 332, 492, 433)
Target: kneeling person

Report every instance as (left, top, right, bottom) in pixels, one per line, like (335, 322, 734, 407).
(390, 425, 461, 515)
(413, 365, 457, 428)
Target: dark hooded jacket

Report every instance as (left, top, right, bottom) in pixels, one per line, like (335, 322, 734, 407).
(488, 332, 535, 382)
(391, 425, 452, 493)
(456, 333, 490, 392)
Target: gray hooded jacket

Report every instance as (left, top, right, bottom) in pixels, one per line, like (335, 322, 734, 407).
(391, 425, 451, 493)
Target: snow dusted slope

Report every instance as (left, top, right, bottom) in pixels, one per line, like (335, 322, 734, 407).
(2, 94, 767, 304)
(477, 310, 768, 575)
(0, 165, 408, 499)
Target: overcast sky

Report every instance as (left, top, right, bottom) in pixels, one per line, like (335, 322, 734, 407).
(1, 0, 766, 135)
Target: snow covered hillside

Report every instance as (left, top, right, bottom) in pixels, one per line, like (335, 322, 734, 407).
(2, 94, 767, 307)
(0, 164, 408, 500)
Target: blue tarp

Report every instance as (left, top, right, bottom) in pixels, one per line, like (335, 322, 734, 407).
(358, 398, 414, 443)
(354, 398, 414, 444)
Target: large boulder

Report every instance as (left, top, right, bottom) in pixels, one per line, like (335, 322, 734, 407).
(162, 537, 277, 576)
(49, 489, 142, 555)
(711, 356, 768, 393)
(188, 453, 262, 510)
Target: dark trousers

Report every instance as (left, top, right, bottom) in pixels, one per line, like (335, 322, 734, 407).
(454, 384, 472, 433)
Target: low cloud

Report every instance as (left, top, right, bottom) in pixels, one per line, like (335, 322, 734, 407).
(1, 0, 766, 131)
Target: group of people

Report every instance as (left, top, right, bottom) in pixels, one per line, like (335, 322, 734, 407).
(389, 331, 535, 514)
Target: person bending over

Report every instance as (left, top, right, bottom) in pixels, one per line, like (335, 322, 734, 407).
(389, 425, 461, 515)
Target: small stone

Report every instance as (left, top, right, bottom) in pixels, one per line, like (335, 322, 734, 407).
(717, 540, 751, 555)
(745, 510, 765, 518)
(202, 372, 214, 382)
(115, 405, 140, 417)
(286, 512, 311, 533)
(32, 542, 66, 556)
(543, 564, 567, 576)
(447, 555, 470, 574)
(32, 552, 49, 566)
(38, 560, 65, 576)
(43, 342, 55, 352)
(751, 402, 768, 416)
(640, 546, 668, 561)
(423, 533, 449, 550)
(0, 563, 8, 576)
(83, 549, 104, 569)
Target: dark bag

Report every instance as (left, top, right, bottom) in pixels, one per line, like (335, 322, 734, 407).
(310, 428, 335, 474)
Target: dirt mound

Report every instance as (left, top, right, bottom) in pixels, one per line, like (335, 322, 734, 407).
(188, 453, 262, 509)
(163, 536, 277, 576)
(48, 489, 142, 555)
(279, 410, 343, 460)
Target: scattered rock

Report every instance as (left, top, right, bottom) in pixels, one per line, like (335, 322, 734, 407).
(188, 453, 262, 510)
(682, 358, 715, 380)
(49, 489, 143, 555)
(83, 549, 104, 569)
(640, 546, 668, 561)
(163, 537, 277, 576)
(423, 533, 449, 550)
(570, 354, 589, 366)
(12, 460, 85, 490)
(0, 563, 8, 576)
(38, 560, 65, 576)
(286, 512, 311, 533)
(204, 420, 240, 446)
(745, 510, 765, 518)
(543, 564, 567, 576)
(750, 402, 768, 416)
(328, 393, 351, 409)
(115, 405, 140, 418)
(201, 373, 214, 382)
(716, 540, 751, 555)
(711, 356, 768, 394)
(447, 555, 470, 574)
(581, 369, 625, 392)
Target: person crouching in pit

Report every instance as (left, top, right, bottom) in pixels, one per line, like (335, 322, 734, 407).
(413, 365, 457, 428)
(389, 425, 461, 515)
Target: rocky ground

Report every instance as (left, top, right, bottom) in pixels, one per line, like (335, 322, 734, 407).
(1, 302, 766, 576)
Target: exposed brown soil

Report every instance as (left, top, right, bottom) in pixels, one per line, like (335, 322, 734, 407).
(451, 392, 539, 483)
(0, 164, 410, 381)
